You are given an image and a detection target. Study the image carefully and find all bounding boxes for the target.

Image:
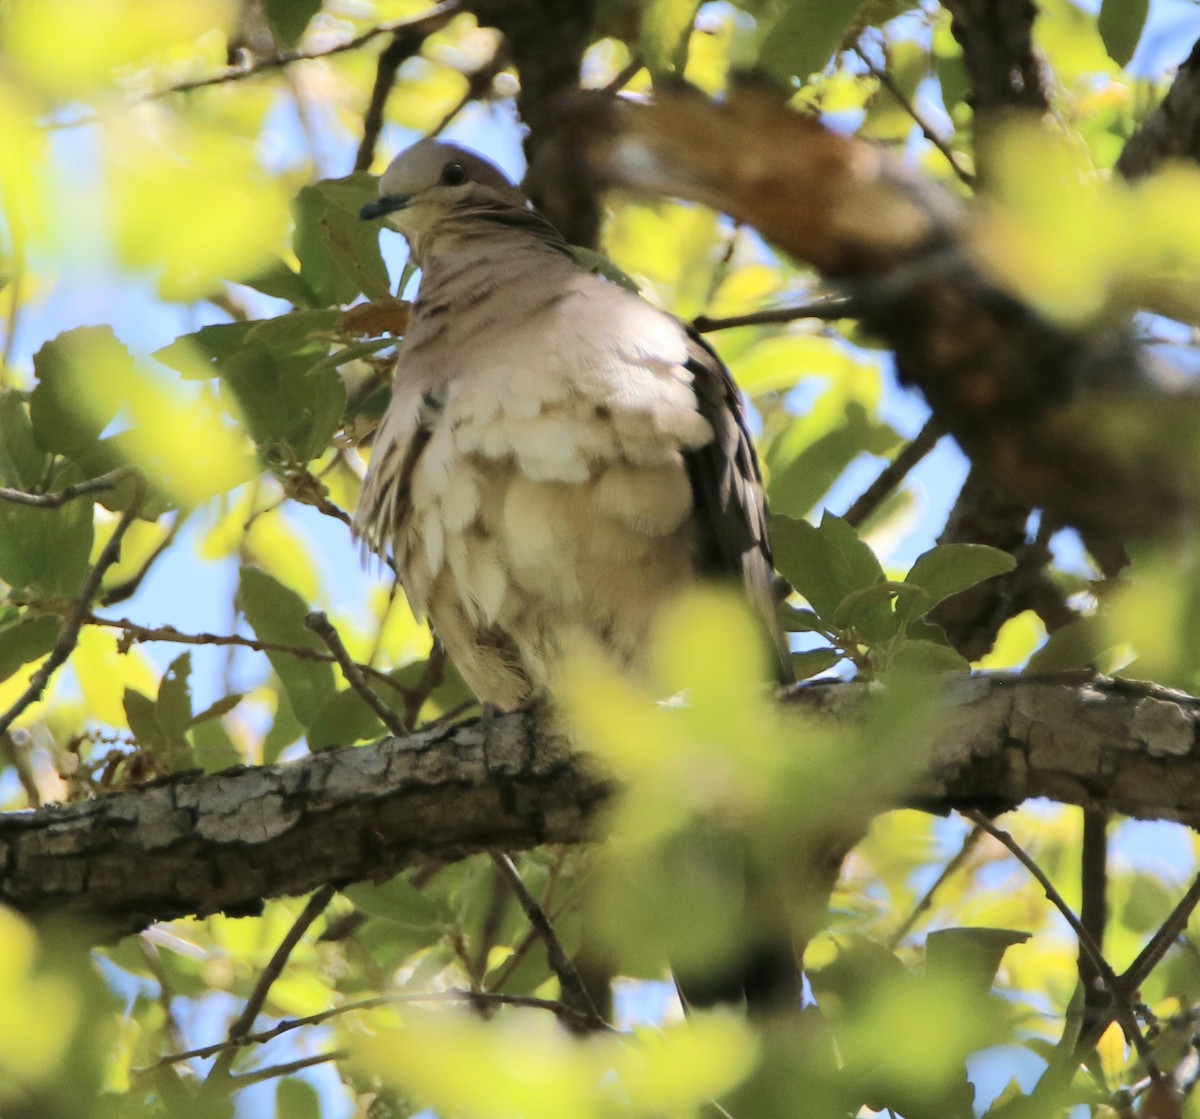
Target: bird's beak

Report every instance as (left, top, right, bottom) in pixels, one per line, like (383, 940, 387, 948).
(360, 194, 408, 221)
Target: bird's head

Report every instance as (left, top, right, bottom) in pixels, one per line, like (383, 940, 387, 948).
(360, 140, 526, 243)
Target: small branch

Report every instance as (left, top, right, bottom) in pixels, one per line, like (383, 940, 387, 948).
(842, 418, 943, 529)
(1121, 870, 1200, 992)
(887, 822, 982, 949)
(84, 614, 413, 699)
(601, 55, 644, 94)
(692, 296, 859, 333)
(305, 611, 408, 738)
(227, 1050, 347, 1088)
(430, 48, 506, 139)
(964, 810, 1161, 1081)
(0, 494, 143, 740)
(404, 640, 447, 730)
(0, 466, 137, 509)
(489, 851, 604, 1027)
(156, 3, 462, 101)
(101, 515, 181, 607)
(205, 885, 337, 1085)
(136, 987, 602, 1074)
(853, 43, 975, 187)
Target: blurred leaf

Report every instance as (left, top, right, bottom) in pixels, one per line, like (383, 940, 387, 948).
(263, 683, 305, 764)
(1097, 0, 1148, 67)
(0, 615, 58, 684)
(790, 648, 841, 680)
(241, 259, 321, 307)
(0, 390, 49, 490)
(2, 0, 236, 100)
(190, 693, 244, 728)
(239, 566, 336, 727)
(925, 927, 1030, 997)
(276, 1077, 322, 1119)
(640, 0, 700, 74)
(107, 119, 290, 300)
(0, 483, 93, 597)
(768, 405, 899, 518)
(30, 327, 125, 461)
(295, 174, 391, 305)
(888, 639, 969, 674)
(1027, 615, 1106, 673)
(344, 876, 448, 930)
(263, 0, 320, 46)
(760, 0, 862, 83)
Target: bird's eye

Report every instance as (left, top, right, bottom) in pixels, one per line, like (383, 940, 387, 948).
(440, 162, 469, 186)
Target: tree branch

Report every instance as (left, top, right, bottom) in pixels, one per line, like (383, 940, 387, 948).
(5, 676, 1200, 937)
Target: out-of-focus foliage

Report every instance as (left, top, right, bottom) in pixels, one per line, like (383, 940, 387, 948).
(1, 0, 1199, 1117)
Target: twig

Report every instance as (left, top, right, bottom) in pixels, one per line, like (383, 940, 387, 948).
(305, 611, 408, 738)
(489, 851, 604, 1027)
(135, 987, 603, 1073)
(0, 465, 137, 509)
(843, 417, 942, 528)
(158, 3, 462, 101)
(692, 295, 860, 333)
(430, 48, 506, 139)
(601, 54, 644, 94)
(101, 515, 181, 606)
(1079, 810, 1109, 1037)
(0, 494, 143, 739)
(404, 640, 446, 730)
(205, 885, 337, 1085)
(355, 21, 441, 171)
(853, 43, 975, 187)
(1121, 870, 1200, 993)
(227, 1050, 347, 1088)
(964, 810, 1162, 1081)
(887, 822, 983, 949)
(83, 614, 414, 699)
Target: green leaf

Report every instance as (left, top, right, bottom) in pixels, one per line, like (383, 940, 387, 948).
(639, 0, 700, 74)
(156, 653, 193, 741)
(295, 174, 391, 306)
(241, 259, 321, 307)
(771, 512, 889, 633)
(263, 682, 304, 764)
(123, 687, 163, 749)
(834, 581, 913, 635)
(344, 876, 448, 929)
(925, 927, 1030, 997)
(220, 347, 347, 464)
(189, 718, 244, 774)
(306, 685, 388, 751)
(262, 0, 321, 46)
(153, 321, 257, 377)
(1097, 0, 1148, 67)
(1026, 616, 1105, 673)
(0, 390, 49, 490)
(899, 544, 1017, 622)
(276, 1077, 322, 1119)
(29, 327, 128, 460)
(188, 692, 244, 728)
(790, 648, 841, 680)
(760, 0, 863, 83)
(886, 639, 970, 674)
(0, 615, 58, 683)
(0, 484, 94, 596)
(768, 407, 901, 519)
(239, 566, 335, 728)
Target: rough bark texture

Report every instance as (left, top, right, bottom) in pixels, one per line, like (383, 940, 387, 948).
(1117, 37, 1200, 181)
(3, 676, 1200, 938)
(573, 89, 1200, 543)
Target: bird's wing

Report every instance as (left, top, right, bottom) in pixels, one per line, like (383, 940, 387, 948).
(682, 330, 793, 684)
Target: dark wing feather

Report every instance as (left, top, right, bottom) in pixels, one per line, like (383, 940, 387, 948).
(682, 330, 793, 685)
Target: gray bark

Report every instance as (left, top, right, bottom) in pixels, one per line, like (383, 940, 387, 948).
(2, 675, 1198, 938)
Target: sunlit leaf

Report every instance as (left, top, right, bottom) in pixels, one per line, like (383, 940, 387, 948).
(899, 543, 1016, 622)
(295, 174, 392, 305)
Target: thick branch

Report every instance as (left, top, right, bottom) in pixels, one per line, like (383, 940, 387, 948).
(4, 676, 1200, 938)
(1117, 38, 1200, 180)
